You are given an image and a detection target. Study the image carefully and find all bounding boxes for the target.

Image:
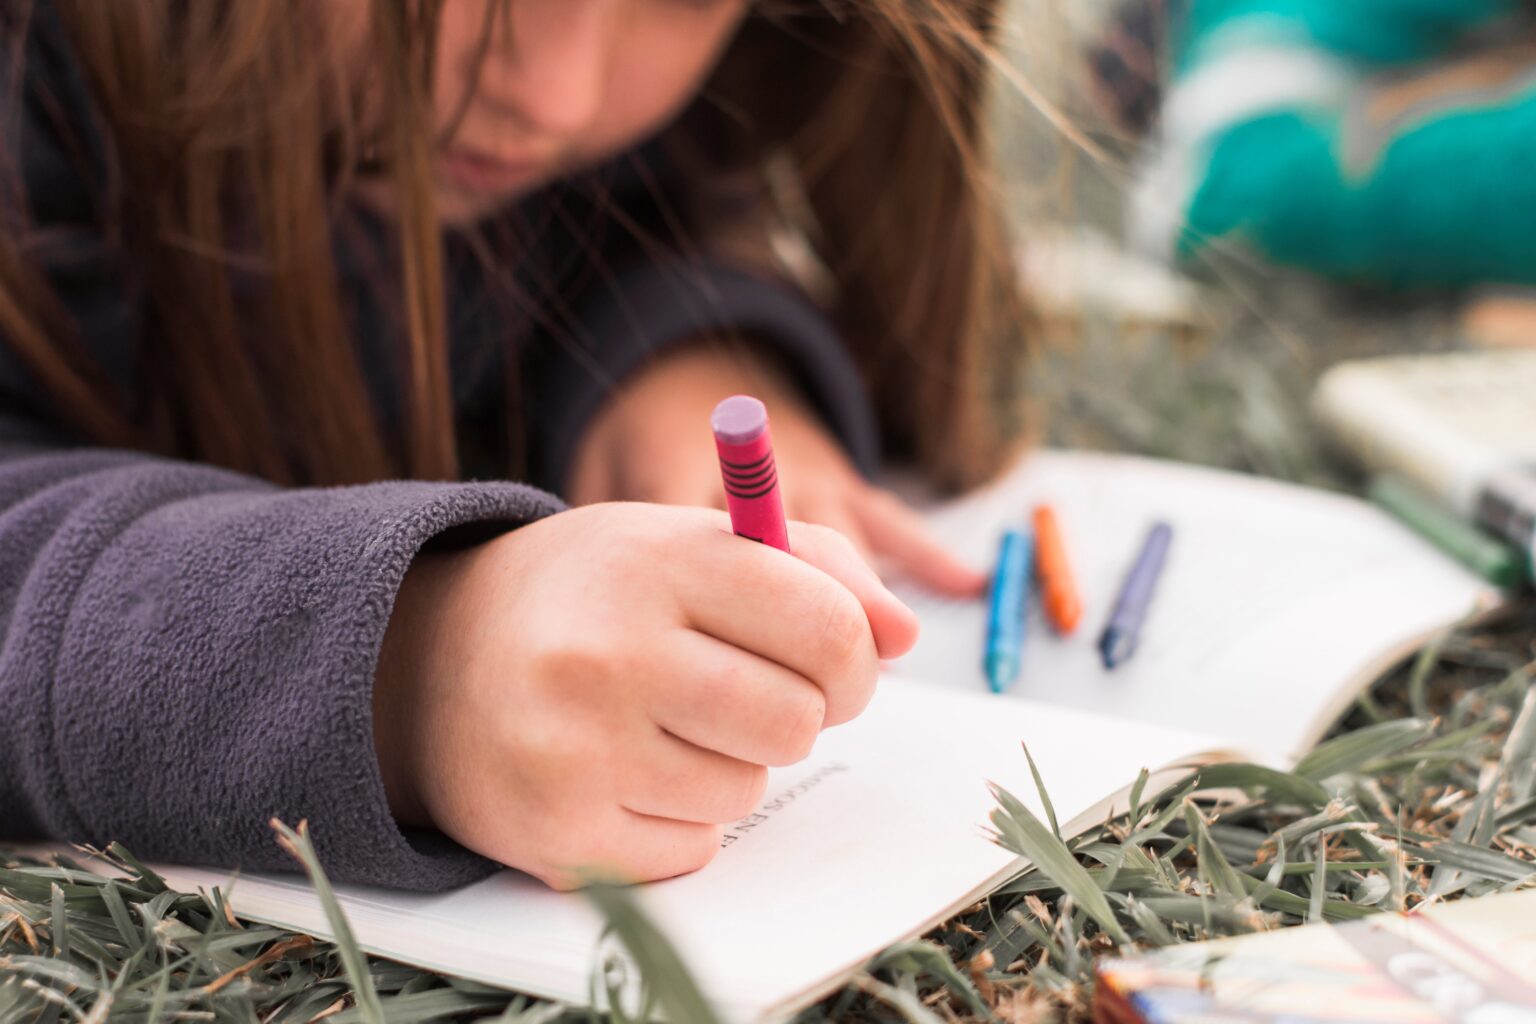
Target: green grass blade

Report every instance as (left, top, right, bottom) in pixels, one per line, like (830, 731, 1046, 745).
(269, 820, 385, 1024)
(1307, 839, 1328, 925)
(1237, 876, 1377, 922)
(1405, 632, 1448, 720)
(869, 941, 995, 1021)
(1127, 769, 1150, 830)
(854, 974, 946, 1024)
(989, 783, 1130, 945)
(1501, 687, 1536, 804)
(49, 884, 68, 960)
(327, 987, 509, 1024)
(1195, 763, 1330, 808)
(1249, 834, 1287, 909)
(98, 882, 143, 957)
(1126, 897, 1178, 947)
(1128, 778, 1202, 843)
(1021, 744, 1061, 840)
(1414, 840, 1536, 885)
(1181, 806, 1247, 902)
(1294, 720, 1430, 781)
(583, 882, 719, 1024)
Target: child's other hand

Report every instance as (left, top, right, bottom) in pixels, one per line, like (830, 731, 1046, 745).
(569, 345, 986, 598)
(373, 504, 918, 890)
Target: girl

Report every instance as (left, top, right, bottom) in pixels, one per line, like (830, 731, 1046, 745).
(0, 0, 1027, 891)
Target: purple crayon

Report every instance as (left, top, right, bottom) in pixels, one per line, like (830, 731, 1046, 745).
(1098, 522, 1173, 669)
(711, 395, 791, 553)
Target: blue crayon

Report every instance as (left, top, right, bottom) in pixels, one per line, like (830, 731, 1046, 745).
(1099, 522, 1173, 670)
(984, 528, 1034, 693)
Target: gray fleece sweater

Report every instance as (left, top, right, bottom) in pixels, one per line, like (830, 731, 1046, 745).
(0, 7, 878, 891)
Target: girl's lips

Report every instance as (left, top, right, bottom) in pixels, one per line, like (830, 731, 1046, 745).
(440, 147, 547, 194)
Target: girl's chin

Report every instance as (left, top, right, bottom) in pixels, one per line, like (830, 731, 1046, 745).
(434, 187, 531, 227)
(347, 175, 536, 228)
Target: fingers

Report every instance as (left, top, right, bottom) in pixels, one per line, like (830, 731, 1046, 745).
(856, 489, 988, 597)
(792, 498, 873, 564)
(649, 630, 826, 766)
(533, 812, 724, 890)
(530, 721, 763, 888)
(633, 477, 727, 511)
(619, 728, 769, 824)
(676, 517, 913, 727)
(784, 520, 920, 662)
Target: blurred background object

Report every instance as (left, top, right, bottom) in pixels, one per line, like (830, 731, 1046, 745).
(994, 0, 1536, 489)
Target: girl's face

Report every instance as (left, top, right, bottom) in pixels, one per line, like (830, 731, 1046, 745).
(358, 0, 750, 225)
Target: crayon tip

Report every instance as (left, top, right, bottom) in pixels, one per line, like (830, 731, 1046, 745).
(985, 651, 1020, 694)
(711, 395, 769, 445)
(1049, 598, 1083, 636)
(1098, 628, 1136, 670)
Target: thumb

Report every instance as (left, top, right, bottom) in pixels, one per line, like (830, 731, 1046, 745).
(785, 520, 920, 661)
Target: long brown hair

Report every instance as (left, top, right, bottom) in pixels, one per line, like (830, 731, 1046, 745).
(2, 0, 1028, 493)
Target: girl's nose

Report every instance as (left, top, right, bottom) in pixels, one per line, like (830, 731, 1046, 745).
(480, 0, 617, 140)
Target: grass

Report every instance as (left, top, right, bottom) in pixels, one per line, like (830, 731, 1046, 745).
(5, 609, 1535, 1023)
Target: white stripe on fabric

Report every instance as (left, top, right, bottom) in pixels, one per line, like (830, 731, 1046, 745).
(1163, 43, 1358, 146)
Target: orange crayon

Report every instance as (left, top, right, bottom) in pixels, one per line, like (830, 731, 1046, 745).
(1032, 504, 1082, 635)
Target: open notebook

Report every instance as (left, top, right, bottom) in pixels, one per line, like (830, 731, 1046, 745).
(891, 451, 1502, 763)
(142, 452, 1500, 1022)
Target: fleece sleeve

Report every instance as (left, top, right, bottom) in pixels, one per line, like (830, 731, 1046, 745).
(521, 256, 881, 496)
(0, 423, 565, 891)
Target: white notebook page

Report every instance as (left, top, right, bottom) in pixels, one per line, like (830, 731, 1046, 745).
(891, 451, 1500, 763)
(151, 683, 1222, 1023)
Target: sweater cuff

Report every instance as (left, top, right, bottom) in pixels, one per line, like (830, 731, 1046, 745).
(32, 462, 562, 891)
(527, 258, 880, 494)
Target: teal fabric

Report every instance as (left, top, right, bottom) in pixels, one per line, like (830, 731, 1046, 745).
(1181, 97, 1536, 286)
(1180, 113, 1359, 268)
(1165, 0, 1536, 286)
(1179, 0, 1521, 70)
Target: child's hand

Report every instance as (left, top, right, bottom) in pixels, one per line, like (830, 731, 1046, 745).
(569, 345, 987, 597)
(373, 503, 917, 890)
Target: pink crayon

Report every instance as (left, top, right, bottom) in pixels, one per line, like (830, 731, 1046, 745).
(711, 395, 790, 553)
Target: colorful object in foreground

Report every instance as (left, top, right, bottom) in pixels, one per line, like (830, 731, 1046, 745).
(984, 528, 1033, 694)
(711, 394, 790, 553)
(1370, 474, 1527, 590)
(1098, 522, 1172, 670)
(1095, 886, 1536, 1023)
(1032, 504, 1083, 634)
